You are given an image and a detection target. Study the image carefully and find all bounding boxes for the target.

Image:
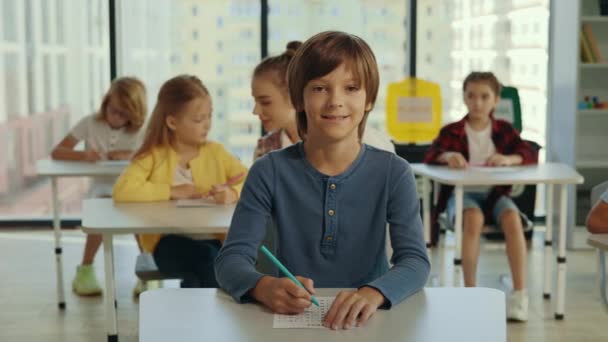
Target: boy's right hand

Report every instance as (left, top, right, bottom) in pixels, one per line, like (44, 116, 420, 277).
(83, 150, 102, 162)
(170, 184, 202, 199)
(251, 276, 315, 314)
(441, 152, 468, 169)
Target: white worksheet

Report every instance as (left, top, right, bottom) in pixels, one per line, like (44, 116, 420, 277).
(175, 198, 219, 207)
(273, 297, 334, 328)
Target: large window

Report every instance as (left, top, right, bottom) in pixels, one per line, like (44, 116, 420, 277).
(118, 0, 261, 166)
(268, 0, 409, 133)
(416, 0, 550, 146)
(1, 0, 109, 219)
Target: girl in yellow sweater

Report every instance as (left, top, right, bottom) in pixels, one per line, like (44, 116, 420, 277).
(113, 75, 247, 288)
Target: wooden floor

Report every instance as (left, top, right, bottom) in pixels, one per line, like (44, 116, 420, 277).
(0, 228, 606, 342)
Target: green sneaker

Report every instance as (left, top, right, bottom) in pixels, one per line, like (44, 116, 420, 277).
(72, 265, 102, 296)
(132, 279, 162, 297)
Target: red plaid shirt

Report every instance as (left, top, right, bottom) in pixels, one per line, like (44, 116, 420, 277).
(423, 115, 538, 245)
(253, 130, 284, 160)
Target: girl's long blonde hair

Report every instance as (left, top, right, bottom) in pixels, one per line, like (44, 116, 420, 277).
(96, 77, 147, 133)
(133, 75, 210, 160)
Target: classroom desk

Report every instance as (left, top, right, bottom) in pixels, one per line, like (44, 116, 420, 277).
(139, 287, 506, 342)
(410, 162, 583, 319)
(35, 158, 127, 310)
(587, 234, 608, 310)
(81, 198, 234, 342)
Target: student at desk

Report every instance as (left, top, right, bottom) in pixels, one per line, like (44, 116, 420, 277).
(50, 77, 148, 297)
(113, 75, 247, 288)
(423, 72, 538, 321)
(587, 188, 608, 233)
(215, 31, 429, 330)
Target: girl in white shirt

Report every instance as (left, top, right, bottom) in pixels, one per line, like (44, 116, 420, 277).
(51, 77, 148, 297)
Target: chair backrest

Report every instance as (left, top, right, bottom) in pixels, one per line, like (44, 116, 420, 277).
(385, 77, 442, 144)
(494, 86, 522, 132)
(591, 181, 608, 206)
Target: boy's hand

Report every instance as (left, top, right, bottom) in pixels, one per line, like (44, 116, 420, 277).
(170, 184, 202, 199)
(323, 287, 385, 330)
(440, 152, 468, 169)
(251, 276, 315, 314)
(486, 153, 522, 167)
(209, 184, 238, 204)
(83, 150, 102, 162)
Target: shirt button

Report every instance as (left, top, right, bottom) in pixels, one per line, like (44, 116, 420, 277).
(330, 183, 336, 190)
(328, 209, 335, 216)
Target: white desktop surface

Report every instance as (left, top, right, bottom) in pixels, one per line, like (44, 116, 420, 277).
(36, 158, 126, 177)
(81, 198, 235, 234)
(410, 162, 583, 186)
(140, 288, 506, 342)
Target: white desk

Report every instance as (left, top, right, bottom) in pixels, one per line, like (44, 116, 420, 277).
(411, 163, 583, 320)
(587, 234, 608, 310)
(139, 288, 506, 342)
(81, 198, 234, 342)
(35, 158, 127, 310)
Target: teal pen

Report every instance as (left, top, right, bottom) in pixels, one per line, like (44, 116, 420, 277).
(260, 245, 320, 307)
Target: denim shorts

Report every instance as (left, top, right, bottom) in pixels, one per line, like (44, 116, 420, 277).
(446, 192, 520, 229)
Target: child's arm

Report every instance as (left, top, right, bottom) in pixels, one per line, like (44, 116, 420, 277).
(437, 151, 468, 168)
(113, 154, 178, 202)
(208, 144, 248, 204)
(486, 153, 523, 166)
(51, 134, 102, 162)
(106, 150, 133, 160)
(423, 125, 466, 166)
(250, 275, 316, 314)
(365, 157, 430, 307)
(214, 157, 278, 303)
(488, 123, 538, 166)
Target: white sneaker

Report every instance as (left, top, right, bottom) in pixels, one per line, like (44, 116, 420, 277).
(507, 290, 529, 322)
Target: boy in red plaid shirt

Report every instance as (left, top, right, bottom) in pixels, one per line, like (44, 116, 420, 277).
(424, 72, 537, 322)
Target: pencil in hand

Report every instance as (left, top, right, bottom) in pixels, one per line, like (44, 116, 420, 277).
(260, 245, 319, 307)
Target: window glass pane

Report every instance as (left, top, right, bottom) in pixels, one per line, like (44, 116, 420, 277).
(118, 0, 260, 166)
(268, 0, 408, 133)
(2, 0, 18, 41)
(1, 1, 110, 218)
(417, 0, 549, 146)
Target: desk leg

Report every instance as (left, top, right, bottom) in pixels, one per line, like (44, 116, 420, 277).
(543, 184, 554, 300)
(421, 177, 437, 286)
(51, 178, 66, 310)
(454, 185, 463, 287)
(422, 177, 431, 248)
(103, 234, 118, 341)
(598, 250, 608, 311)
(555, 184, 568, 320)
(422, 177, 431, 251)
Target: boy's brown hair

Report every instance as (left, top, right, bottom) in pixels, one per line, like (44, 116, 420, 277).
(462, 71, 502, 96)
(286, 31, 379, 140)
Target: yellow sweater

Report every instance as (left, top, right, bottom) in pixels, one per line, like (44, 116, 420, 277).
(112, 142, 248, 252)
